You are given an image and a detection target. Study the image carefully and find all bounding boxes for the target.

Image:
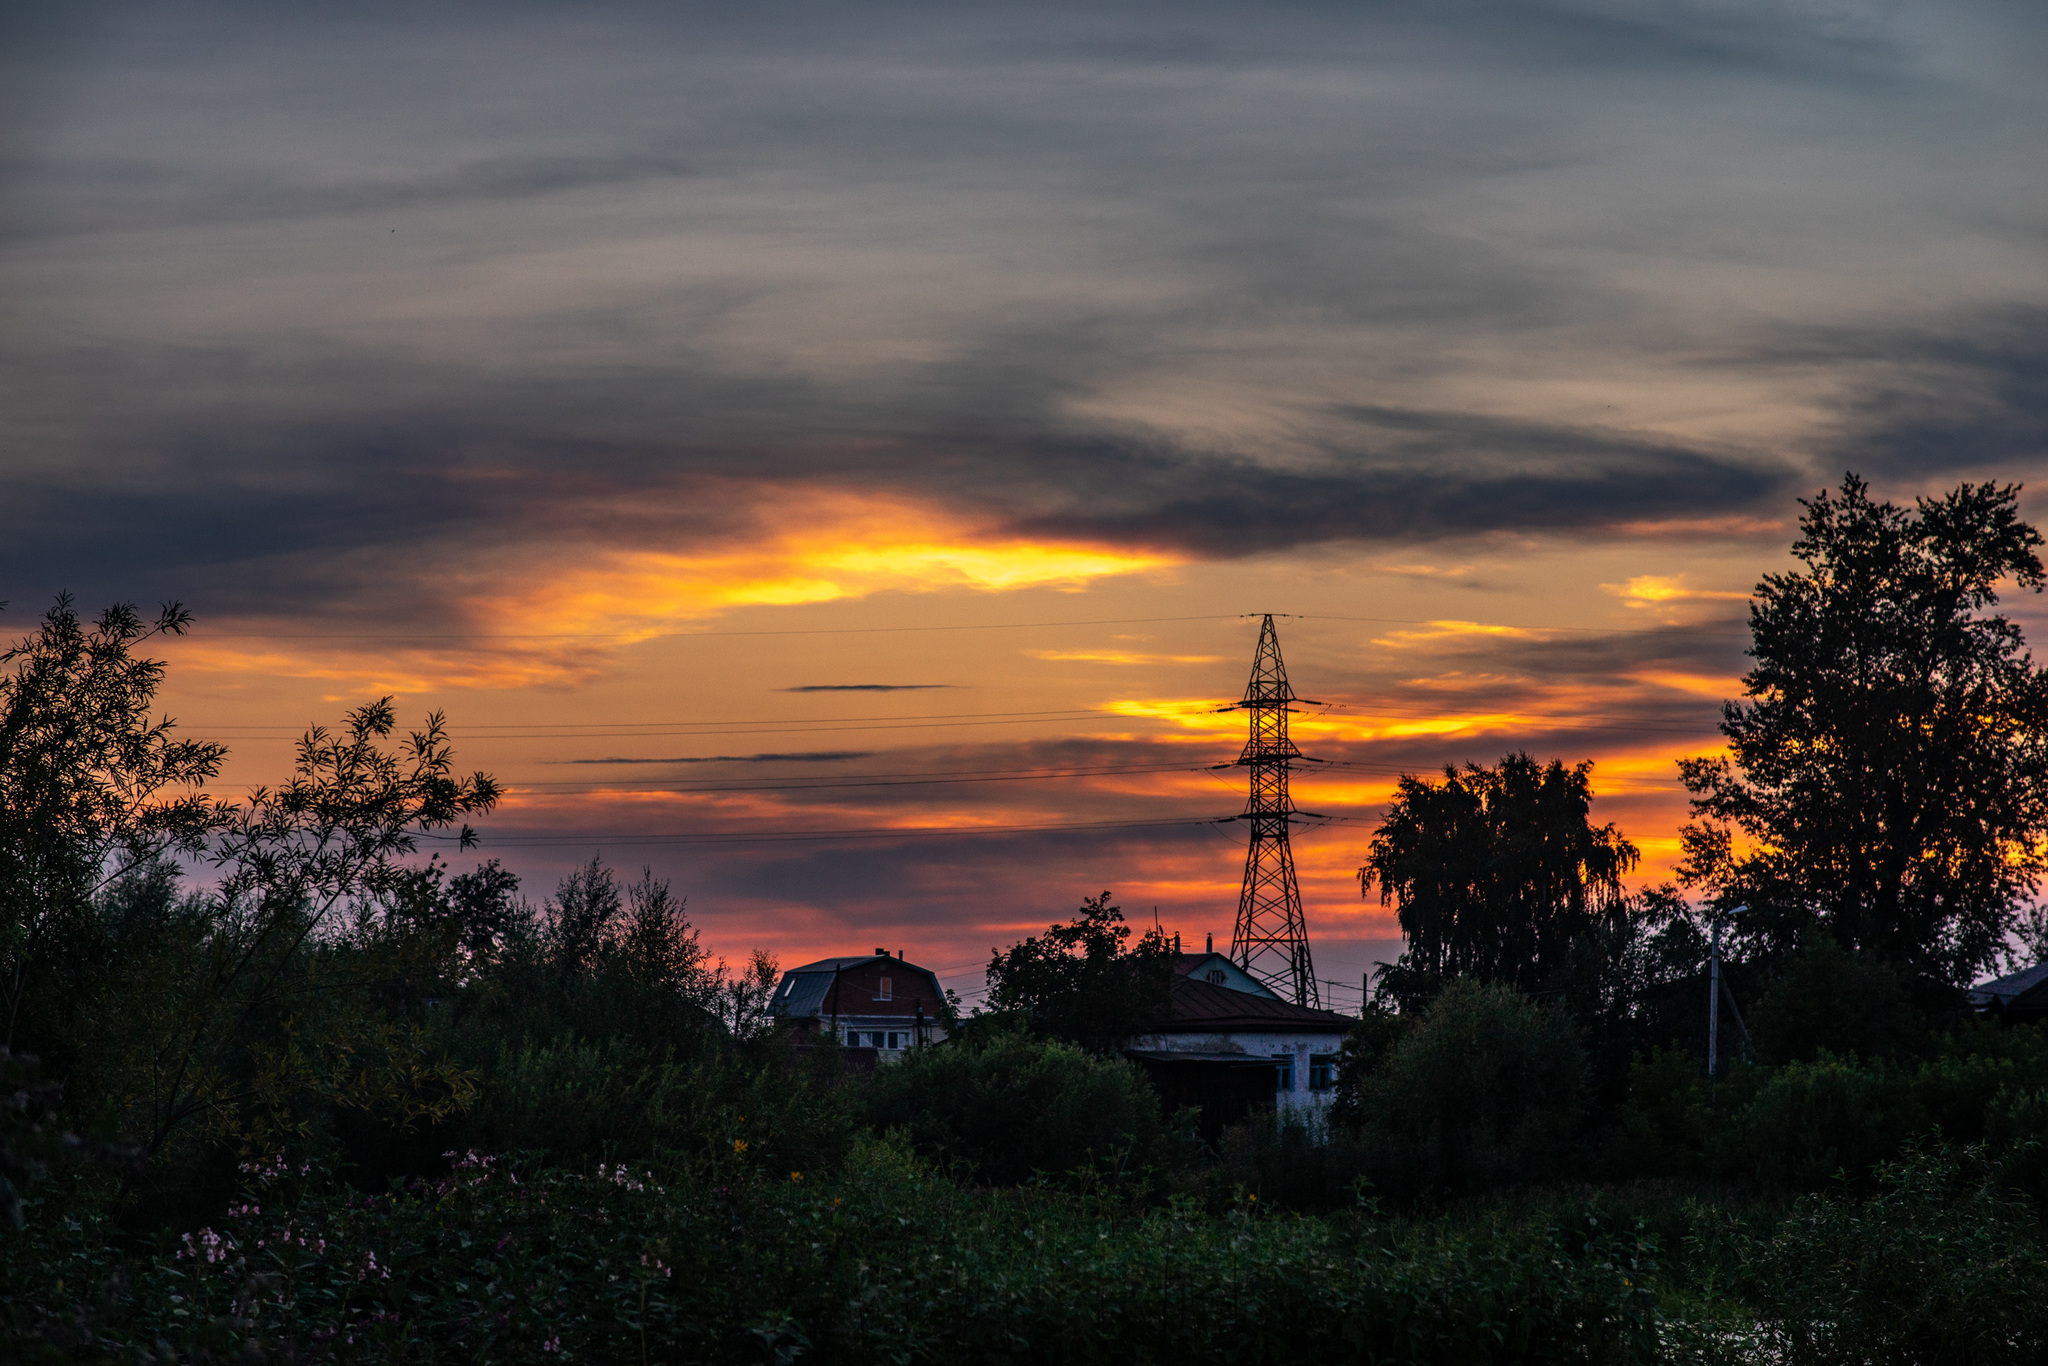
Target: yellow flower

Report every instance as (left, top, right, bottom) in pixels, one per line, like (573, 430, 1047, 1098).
(733, 1139, 749, 1154)
(1246, 1193, 1258, 1202)
(790, 1171, 803, 1182)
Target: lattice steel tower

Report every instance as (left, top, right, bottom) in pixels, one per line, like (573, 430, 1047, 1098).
(1225, 614, 1320, 1007)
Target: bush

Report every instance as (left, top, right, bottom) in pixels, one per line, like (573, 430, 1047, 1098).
(863, 1030, 1174, 1185)
(1721, 1144, 2048, 1364)
(1349, 979, 1589, 1201)
(1714, 1054, 1920, 1191)
(1212, 1108, 1373, 1212)
(1745, 940, 1936, 1065)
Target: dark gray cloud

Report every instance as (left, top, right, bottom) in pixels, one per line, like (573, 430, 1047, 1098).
(568, 751, 873, 765)
(782, 685, 955, 693)
(3, 0, 2046, 626)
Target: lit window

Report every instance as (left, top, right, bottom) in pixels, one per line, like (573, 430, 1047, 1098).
(1272, 1053, 1294, 1091)
(1309, 1054, 1338, 1091)
(877, 976, 893, 1001)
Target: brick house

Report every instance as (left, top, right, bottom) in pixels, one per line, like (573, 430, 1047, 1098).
(768, 950, 949, 1060)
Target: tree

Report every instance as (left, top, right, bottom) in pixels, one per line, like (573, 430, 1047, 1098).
(983, 892, 1175, 1053)
(0, 598, 227, 1051)
(133, 697, 500, 1160)
(1679, 474, 2048, 984)
(1360, 753, 1638, 1005)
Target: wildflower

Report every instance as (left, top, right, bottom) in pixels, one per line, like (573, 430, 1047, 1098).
(789, 1171, 803, 1182)
(542, 1336, 561, 1353)
(733, 1139, 748, 1154)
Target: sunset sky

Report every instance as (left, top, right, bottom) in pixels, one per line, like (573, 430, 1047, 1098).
(6, 1, 2048, 1008)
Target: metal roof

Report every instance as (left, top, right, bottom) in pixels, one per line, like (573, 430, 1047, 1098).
(1969, 960, 2048, 1008)
(1124, 1049, 1278, 1068)
(1151, 975, 1354, 1033)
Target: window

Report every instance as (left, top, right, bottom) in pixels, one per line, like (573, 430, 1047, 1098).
(876, 976, 893, 1001)
(1272, 1052, 1294, 1091)
(1205, 969, 1226, 984)
(1309, 1054, 1338, 1092)
(885, 1032, 902, 1050)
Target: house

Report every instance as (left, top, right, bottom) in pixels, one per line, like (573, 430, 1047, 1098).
(1124, 953, 1356, 1135)
(1969, 960, 2048, 1023)
(768, 949, 948, 1060)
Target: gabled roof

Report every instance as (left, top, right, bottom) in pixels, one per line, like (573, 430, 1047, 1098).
(1969, 960, 2048, 1009)
(770, 954, 943, 1019)
(1149, 974, 1354, 1034)
(1171, 952, 1279, 999)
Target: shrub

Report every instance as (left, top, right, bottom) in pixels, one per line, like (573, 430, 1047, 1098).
(1352, 979, 1589, 1201)
(1723, 1144, 2048, 1365)
(863, 1030, 1172, 1185)
(1745, 940, 1935, 1065)
(1713, 1054, 1920, 1191)
(1212, 1108, 1373, 1212)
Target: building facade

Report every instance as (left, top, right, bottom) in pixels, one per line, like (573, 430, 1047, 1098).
(1125, 957, 1355, 1128)
(768, 950, 949, 1060)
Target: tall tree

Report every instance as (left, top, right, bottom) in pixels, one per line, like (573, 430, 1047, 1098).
(1361, 753, 1638, 1003)
(1679, 474, 2048, 984)
(0, 598, 227, 1051)
(984, 892, 1175, 1054)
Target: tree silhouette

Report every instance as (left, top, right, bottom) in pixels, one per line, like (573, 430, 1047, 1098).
(1679, 473, 2048, 984)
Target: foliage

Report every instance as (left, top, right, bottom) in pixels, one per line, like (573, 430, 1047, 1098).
(1744, 939, 1942, 1065)
(3, 1142, 1670, 1365)
(0, 598, 226, 1054)
(1716, 1144, 2048, 1365)
(983, 891, 1174, 1053)
(1211, 1107, 1374, 1213)
(120, 698, 498, 1170)
(1339, 979, 1589, 1201)
(1361, 753, 1638, 1006)
(1680, 473, 2048, 985)
(864, 1029, 1175, 1186)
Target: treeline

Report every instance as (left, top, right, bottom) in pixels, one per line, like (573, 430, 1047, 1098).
(6, 474, 2048, 1362)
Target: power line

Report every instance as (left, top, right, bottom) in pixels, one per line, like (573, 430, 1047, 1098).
(183, 706, 1114, 734)
(433, 815, 1221, 848)
(491, 761, 1204, 795)
(192, 713, 1136, 742)
(182, 613, 1241, 641)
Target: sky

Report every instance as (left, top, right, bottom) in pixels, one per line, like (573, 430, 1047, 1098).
(5, 0, 2048, 1009)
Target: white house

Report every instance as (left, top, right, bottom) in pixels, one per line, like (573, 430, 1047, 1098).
(1123, 953, 1355, 1129)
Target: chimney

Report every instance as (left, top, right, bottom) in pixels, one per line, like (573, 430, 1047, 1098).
(1174, 932, 1181, 954)
(874, 947, 887, 957)
(1206, 933, 1213, 953)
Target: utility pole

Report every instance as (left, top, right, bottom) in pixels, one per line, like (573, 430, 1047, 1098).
(1222, 614, 1321, 1007)
(1708, 906, 1752, 1092)
(1708, 918, 1722, 1082)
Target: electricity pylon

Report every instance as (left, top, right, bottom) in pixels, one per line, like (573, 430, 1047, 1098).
(1223, 614, 1320, 1007)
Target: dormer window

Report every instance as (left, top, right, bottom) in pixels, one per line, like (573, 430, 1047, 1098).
(1205, 969, 1226, 984)
(877, 976, 892, 1001)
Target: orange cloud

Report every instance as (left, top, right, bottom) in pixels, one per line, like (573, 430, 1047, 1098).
(1027, 649, 1224, 666)
(173, 491, 1181, 692)
(1369, 620, 1548, 648)
(1604, 575, 1750, 609)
